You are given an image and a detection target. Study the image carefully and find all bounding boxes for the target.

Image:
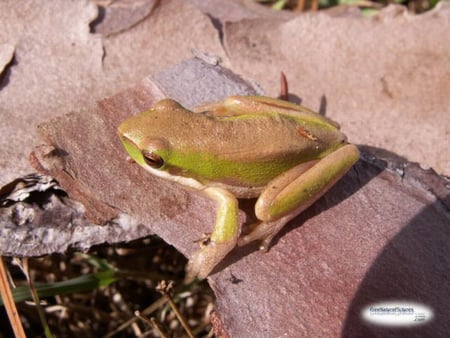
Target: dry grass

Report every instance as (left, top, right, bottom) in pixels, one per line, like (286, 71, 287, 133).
(1, 237, 215, 337)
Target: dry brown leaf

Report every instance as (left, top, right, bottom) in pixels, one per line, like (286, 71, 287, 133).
(0, 43, 15, 74)
(25, 59, 450, 336)
(207, 150, 450, 336)
(188, 0, 295, 22)
(1, 1, 449, 336)
(1, 58, 256, 257)
(91, 0, 159, 36)
(223, 4, 450, 176)
(0, 0, 227, 186)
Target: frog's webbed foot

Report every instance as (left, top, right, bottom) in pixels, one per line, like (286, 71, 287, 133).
(238, 215, 292, 251)
(186, 240, 236, 281)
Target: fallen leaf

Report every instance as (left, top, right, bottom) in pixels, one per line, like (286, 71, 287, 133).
(2, 58, 257, 257)
(0, 0, 227, 186)
(0, 43, 15, 74)
(2, 58, 448, 337)
(209, 148, 450, 337)
(1, 1, 449, 336)
(223, 4, 450, 175)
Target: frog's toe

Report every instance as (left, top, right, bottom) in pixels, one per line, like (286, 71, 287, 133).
(186, 241, 235, 280)
(238, 216, 292, 249)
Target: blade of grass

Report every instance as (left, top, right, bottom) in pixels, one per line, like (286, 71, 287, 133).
(21, 258, 53, 338)
(0, 270, 118, 305)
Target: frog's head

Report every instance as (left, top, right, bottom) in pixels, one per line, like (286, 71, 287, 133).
(118, 99, 191, 171)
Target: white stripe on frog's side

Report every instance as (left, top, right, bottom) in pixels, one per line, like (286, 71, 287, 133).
(142, 165, 206, 191)
(142, 163, 264, 198)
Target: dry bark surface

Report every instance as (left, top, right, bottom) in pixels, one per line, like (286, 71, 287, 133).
(1, 0, 449, 336)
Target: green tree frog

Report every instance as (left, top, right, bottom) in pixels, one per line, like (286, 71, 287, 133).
(118, 96, 359, 279)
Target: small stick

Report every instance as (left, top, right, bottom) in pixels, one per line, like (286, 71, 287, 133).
(0, 257, 26, 338)
(279, 71, 289, 101)
(156, 280, 195, 338)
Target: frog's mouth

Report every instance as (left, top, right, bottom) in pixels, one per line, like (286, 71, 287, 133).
(118, 134, 143, 167)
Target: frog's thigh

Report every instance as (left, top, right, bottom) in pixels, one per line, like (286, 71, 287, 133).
(240, 144, 359, 248)
(187, 187, 240, 279)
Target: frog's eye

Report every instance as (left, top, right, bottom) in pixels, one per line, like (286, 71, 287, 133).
(142, 150, 164, 168)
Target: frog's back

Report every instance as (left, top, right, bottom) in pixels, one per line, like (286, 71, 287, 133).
(165, 111, 346, 188)
(214, 113, 343, 160)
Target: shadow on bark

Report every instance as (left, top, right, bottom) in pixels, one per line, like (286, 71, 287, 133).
(342, 197, 450, 337)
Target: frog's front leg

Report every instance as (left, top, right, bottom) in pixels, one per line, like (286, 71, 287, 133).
(239, 144, 360, 249)
(187, 187, 240, 280)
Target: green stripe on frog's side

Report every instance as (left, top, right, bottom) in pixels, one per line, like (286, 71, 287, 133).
(161, 140, 346, 189)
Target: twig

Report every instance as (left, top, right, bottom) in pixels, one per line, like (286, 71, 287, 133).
(279, 71, 289, 101)
(103, 296, 167, 338)
(156, 280, 195, 338)
(0, 257, 26, 338)
(135, 311, 169, 338)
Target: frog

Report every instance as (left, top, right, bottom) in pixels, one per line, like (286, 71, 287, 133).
(118, 96, 359, 279)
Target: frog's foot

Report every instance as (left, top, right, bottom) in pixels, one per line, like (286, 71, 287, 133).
(186, 240, 236, 281)
(238, 215, 292, 251)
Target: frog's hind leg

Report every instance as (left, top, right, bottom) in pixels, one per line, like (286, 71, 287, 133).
(238, 144, 359, 251)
